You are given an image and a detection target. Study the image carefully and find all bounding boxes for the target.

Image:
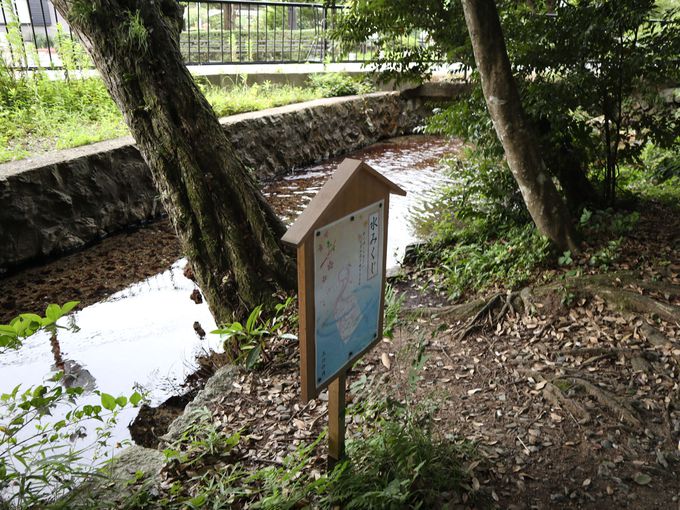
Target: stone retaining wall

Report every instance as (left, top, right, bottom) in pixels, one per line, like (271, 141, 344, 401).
(0, 92, 430, 272)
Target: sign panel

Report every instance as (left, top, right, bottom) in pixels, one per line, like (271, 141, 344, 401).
(313, 200, 385, 389)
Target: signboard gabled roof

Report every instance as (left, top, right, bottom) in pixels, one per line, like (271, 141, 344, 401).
(281, 158, 406, 246)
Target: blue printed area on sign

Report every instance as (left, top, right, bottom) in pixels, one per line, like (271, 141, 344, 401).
(313, 200, 384, 389)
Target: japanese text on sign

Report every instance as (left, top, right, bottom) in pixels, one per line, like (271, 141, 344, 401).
(313, 200, 384, 389)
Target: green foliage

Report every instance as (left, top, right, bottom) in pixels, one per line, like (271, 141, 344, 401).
(212, 297, 297, 369)
(339, 0, 680, 206)
(119, 341, 477, 510)
(430, 150, 529, 238)
(1, 68, 372, 162)
(332, 0, 471, 84)
(0, 301, 79, 353)
(325, 340, 476, 509)
(558, 251, 573, 266)
(588, 238, 622, 271)
(505, 1, 679, 205)
(307, 72, 374, 97)
(324, 413, 473, 509)
(0, 68, 127, 163)
(411, 148, 549, 299)
(199, 78, 322, 118)
(621, 140, 680, 205)
(126, 10, 149, 53)
(436, 223, 551, 300)
(0, 304, 141, 509)
(578, 208, 640, 237)
(382, 283, 405, 340)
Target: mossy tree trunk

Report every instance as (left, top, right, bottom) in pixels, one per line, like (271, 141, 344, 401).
(52, 0, 295, 322)
(460, 0, 579, 252)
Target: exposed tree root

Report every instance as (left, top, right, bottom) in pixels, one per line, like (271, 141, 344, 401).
(517, 368, 643, 429)
(457, 293, 504, 339)
(542, 380, 591, 425)
(591, 286, 680, 324)
(566, 377, 642, 428)
(406, 298, 487, 323)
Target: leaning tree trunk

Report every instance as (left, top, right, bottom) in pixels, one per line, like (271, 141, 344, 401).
(52, 0, 295, 322)
(460, 0, 579, 252)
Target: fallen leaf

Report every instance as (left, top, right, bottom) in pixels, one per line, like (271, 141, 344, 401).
(633, 472, 651, 486)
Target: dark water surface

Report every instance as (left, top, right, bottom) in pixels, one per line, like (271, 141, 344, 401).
(0, 135, 461, 448)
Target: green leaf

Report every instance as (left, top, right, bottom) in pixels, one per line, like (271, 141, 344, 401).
(245, 305, 263, 333)
(45, 304, 62, 323)
(188, 494, 207, 508)
(633, 472, 652, 486)
(100, 393, 116, 411)
(61, 301, 80, 314)
(129, 391, 143, 406)
(245, 345, 262, 370)
(115, 396, 128, 408)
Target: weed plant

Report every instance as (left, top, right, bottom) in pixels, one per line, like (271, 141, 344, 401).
(0, 29, 371, 164)
(412, 148, 552, 300)
(307, 73, 374, 97)
(0, 303, 140, 509)
(106, 329, 478, 509)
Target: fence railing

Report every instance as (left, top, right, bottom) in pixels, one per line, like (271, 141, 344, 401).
(0, 0, 427, 69)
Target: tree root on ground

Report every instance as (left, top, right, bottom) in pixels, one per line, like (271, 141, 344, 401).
(565, 377, 642, 428)
(542, 380, 591, 425)
(413, 272, 678, 341)
(518, 369, 644, 429)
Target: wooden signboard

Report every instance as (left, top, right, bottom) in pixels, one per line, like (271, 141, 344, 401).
(282, 158, 406, 463)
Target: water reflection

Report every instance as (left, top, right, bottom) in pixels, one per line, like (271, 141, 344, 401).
(264, 135, 461, 268)
(0, 134, 460, 451)
(0, 259, 219, 449)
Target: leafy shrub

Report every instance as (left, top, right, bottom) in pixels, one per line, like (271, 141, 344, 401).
(382, 284, 405, 340)
(0, 304, 140, 509)
(435, 223, 551, 300)
(324, 413, 474, 509)
(308, 73, 374, 97)
(410, 148, 549, 300)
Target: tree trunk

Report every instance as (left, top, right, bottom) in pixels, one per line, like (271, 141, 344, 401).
(52, 0, 296, 322)
(460, 0, 579, 252)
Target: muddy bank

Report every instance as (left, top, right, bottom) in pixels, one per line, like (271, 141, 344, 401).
(0, 220, 180, 324)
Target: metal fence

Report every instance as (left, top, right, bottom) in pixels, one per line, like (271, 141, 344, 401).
(0, 0, 426, 69)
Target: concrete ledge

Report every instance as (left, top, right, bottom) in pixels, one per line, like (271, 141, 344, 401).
(0, 91, 431, 271)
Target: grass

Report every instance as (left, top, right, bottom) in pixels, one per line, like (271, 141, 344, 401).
(0, 75, 128, 163)
(100, 355, 478, 510)
(202, 79, 321, 118)
(0, 72, 372, 164)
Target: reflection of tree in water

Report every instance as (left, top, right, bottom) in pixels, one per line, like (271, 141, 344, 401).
(49, 331, 96, 392)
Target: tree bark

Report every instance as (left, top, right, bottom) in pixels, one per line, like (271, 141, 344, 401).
(460, 0, 579, 252)
(52, 0, 296, 322)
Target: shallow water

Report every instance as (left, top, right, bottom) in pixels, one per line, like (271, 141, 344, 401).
(0, 134, 460, 451)
(265, 135, 461, 268)
(1, 260, 220, 455)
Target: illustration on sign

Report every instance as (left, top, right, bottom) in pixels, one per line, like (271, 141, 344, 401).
(313, 200, 384, 389)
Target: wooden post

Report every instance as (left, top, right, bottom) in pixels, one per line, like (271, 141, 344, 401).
(327, 370, 346, 469)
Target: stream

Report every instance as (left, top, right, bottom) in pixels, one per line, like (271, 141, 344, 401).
(0, 135, 461, 455)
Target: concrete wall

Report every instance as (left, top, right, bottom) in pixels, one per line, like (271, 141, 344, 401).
(0, 91, 431, 272)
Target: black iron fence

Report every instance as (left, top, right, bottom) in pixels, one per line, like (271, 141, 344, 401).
(0, 0, 427, 69)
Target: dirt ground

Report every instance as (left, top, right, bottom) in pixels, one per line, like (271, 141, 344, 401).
(2, 193, 678, 508)
(137, 199, 680, 509)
